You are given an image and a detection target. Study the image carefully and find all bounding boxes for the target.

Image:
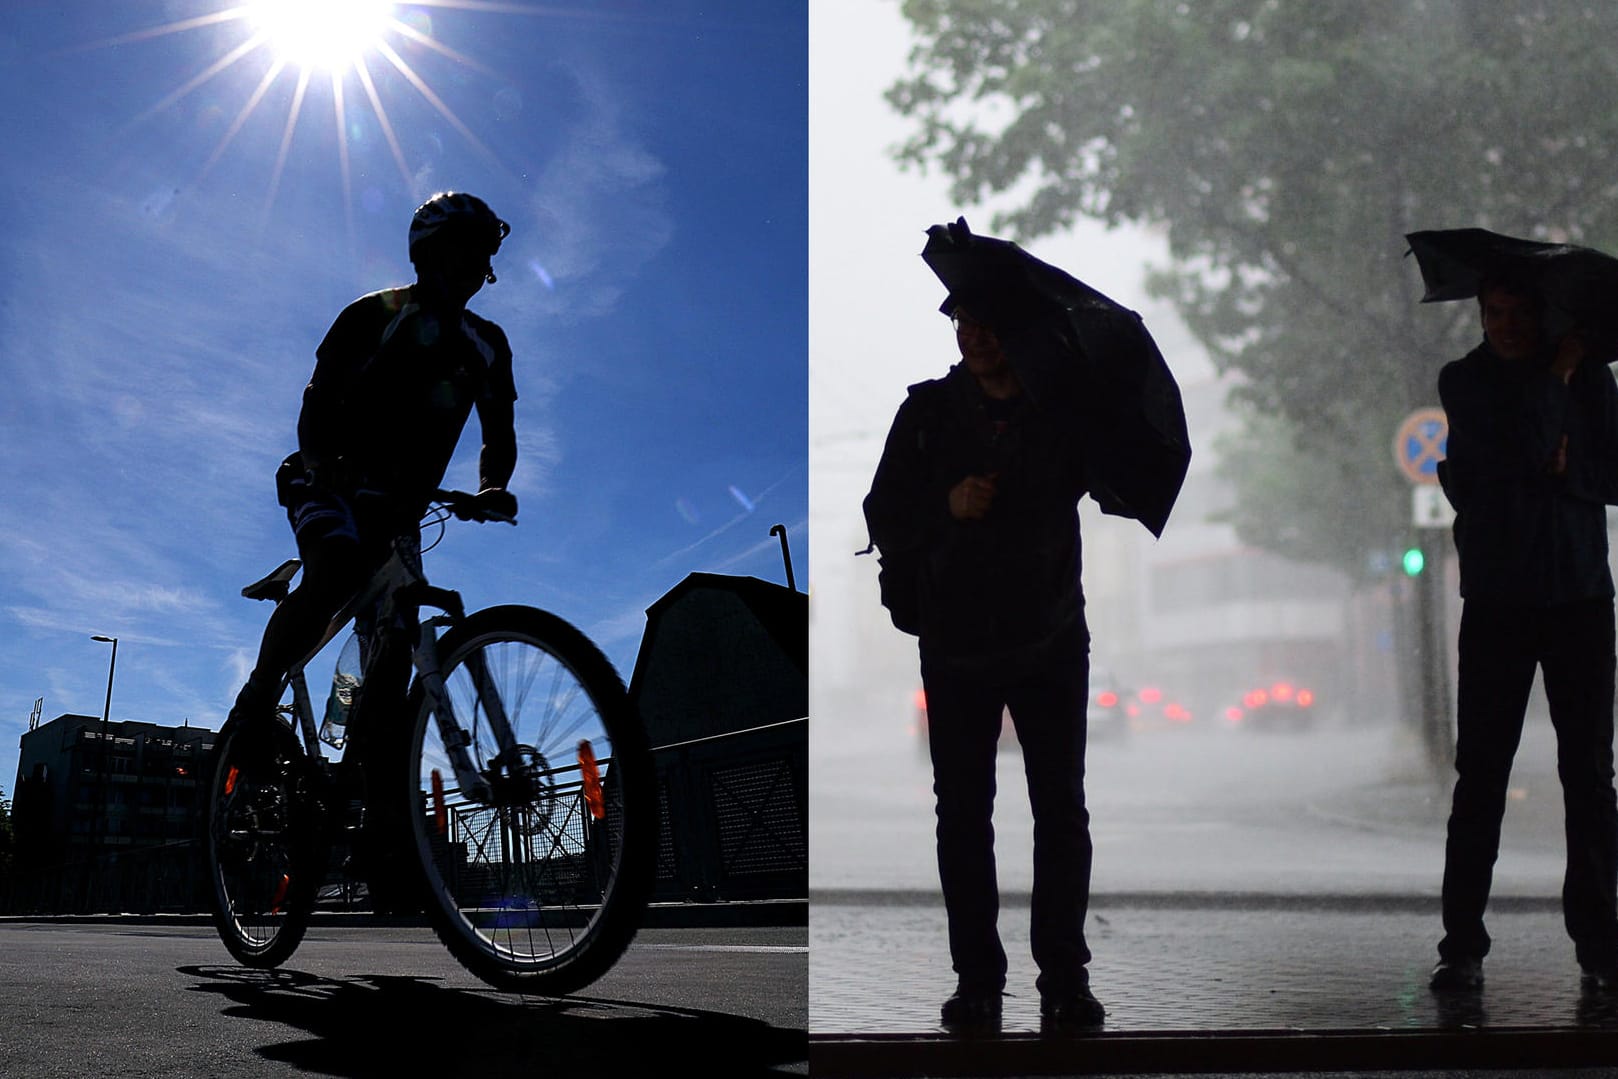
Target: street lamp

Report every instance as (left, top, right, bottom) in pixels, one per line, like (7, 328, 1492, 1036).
(91, 635, 117, 852)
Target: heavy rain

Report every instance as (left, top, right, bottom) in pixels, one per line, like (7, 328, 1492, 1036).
(808, 0, 1602, 942)
(808, 1, 1618, 1042)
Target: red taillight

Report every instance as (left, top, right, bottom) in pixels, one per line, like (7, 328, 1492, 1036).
(1244, 689, 1269, 709)
(1297, 689, 1315, 708)
(1165, 703, 1191, 722)
(1225, 706, 1244, 723)
(1138, 686, 1162, 704)
(914, 689, 928, 712)
(1096, 691, 1118, 708)
(1271, 682, 1294, 703)
(224, 765, 239, 796)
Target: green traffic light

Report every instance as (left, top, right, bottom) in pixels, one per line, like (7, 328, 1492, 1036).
(1402, 547, 1426, 576)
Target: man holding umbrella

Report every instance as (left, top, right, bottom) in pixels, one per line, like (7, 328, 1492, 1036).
(863, 220, 1189, 1035)
(1419, 243, 1618, 992)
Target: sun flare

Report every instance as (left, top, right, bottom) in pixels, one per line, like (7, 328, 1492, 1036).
(246, 0, 395, 71)
(86, 0, 534, 232)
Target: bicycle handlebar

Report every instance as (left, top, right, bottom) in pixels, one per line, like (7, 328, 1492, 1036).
(433, 489, 517, 526)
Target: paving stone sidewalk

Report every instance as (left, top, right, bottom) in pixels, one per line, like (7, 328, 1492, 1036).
(810, 894, 1618, 1036)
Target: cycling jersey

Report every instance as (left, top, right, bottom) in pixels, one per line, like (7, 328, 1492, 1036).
(296, 286, 517, 508)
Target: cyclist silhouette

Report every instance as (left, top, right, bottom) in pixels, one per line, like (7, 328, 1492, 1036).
(229, 192, 519, 738)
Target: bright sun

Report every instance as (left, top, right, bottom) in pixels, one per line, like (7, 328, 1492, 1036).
(246, 0, 395, 71)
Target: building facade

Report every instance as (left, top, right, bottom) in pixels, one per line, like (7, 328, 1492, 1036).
(7, 713, 214, 912)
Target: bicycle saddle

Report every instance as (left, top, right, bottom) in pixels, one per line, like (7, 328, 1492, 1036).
(242, 559, 303, 602)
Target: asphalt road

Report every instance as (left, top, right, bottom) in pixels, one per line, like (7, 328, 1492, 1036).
(0, 920, 807, 1077)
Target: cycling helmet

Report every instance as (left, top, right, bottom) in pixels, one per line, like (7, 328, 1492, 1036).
(408, 192, 510, 281)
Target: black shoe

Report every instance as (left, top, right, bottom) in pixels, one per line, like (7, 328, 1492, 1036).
(1040, 984, 1105, 1035)
(1430, 956, 1484, 991)
(940, 986, 1002, 1035)
(1581, 963, 1618, 993)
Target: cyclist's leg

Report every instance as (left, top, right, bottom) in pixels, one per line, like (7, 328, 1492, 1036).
(229, 489, 380, 722)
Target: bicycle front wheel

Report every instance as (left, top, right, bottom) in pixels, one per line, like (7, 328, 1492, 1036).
(401, 605, 655, 994)
(204, 714, 325, 968)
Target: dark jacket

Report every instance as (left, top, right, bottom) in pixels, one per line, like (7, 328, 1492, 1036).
(863, 362, 1088, 668)
(1437, 341, 1618, 606)
(298, 287, 517, 508)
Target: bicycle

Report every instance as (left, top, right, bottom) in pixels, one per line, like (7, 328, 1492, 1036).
(203, 489, 655, 994)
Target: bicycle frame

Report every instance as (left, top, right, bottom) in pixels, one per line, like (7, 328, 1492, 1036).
(266, 509, 521, 808)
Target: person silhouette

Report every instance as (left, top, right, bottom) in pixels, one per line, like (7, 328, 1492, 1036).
(1432, 271, 1618, 993)
(864, 297, 1102, 1035)
(229, 192, 520, 743)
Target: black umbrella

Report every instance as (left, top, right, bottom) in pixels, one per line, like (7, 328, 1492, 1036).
(921, 217, 1191, 538)
(1405, 227, 1618, 351)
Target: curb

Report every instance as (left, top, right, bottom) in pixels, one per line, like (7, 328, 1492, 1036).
(809, 1027, 1618, 1077)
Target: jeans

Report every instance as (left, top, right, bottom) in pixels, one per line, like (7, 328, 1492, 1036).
(921, 627, 1092, 995)
(1439, 597, 1618, 968)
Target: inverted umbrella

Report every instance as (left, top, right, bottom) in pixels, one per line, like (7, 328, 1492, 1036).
(1405, 227, 1618, 352)
(921, 217, 1191, 538)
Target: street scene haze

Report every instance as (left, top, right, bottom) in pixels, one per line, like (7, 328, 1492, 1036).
(809, 0, 1618, 1054)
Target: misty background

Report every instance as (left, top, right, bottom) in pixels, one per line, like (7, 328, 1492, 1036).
(808, 1, 1616, 897)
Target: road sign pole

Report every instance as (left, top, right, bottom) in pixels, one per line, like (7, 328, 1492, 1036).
(1416, 533, 1454, 775)
(1393, 408, 1454, 780)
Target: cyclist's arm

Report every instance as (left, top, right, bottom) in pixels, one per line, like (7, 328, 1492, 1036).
(477, 393, 517, 491)
(473, 320, 519, 493)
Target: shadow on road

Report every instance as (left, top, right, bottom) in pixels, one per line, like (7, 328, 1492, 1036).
(178, 964, 807, 1076)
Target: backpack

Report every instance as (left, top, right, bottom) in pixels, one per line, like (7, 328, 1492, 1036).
(861, 379, 955, 637)
(857, 539, 921, 636)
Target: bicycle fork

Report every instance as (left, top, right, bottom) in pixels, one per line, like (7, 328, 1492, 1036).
(414, 616, 521, 806)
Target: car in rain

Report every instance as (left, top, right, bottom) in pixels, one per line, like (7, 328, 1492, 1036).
(1086, 665, 1132, 741)
(1219, 680, 1320, 732)
(1119, 683, 1196, 730)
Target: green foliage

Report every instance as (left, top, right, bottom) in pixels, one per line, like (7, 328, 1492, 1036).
(890, 0, 1618, 574)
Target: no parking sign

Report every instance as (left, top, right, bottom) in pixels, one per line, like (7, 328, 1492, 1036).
(1393, 407, 1448, 486)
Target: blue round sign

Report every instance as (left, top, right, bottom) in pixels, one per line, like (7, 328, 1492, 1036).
(1394, 408, 1448, 485)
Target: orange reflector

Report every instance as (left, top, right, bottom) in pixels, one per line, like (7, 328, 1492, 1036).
(270, 874, 290, 915)
(578, 740, 605, 820)
(225, 765, 240, 796)
(431, 769, 448, 836)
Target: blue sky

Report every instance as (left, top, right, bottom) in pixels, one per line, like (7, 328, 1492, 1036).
(0, 1, 806, 791)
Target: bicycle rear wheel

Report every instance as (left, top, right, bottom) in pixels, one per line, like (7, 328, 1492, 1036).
(399, 605, 655, 994)
(204, 714, 325, 967)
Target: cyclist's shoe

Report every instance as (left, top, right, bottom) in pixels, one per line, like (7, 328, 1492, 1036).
(226, 681, 292, 767)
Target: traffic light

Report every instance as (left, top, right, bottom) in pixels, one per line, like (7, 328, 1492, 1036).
(1402, 546, 1426, 577)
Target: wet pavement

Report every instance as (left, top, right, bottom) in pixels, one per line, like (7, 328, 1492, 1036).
(809, 893, 1618, 1074)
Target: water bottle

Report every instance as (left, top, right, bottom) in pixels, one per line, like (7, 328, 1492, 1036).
(319, 632, 365, 748)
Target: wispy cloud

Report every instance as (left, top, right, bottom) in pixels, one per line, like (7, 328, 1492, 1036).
(516, 62, 675, 325)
